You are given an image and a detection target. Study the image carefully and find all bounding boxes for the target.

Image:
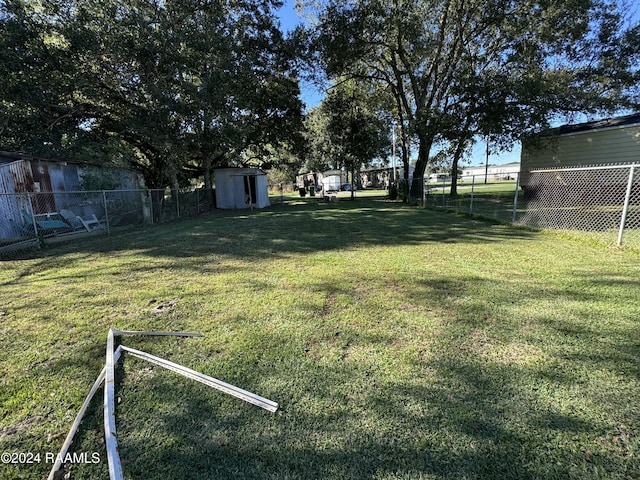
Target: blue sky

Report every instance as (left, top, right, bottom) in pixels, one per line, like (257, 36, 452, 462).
(276, 0, 302, 34)
(276, 1, 326, 109)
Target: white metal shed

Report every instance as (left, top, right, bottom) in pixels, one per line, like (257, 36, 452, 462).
(214, 168, 270, 209)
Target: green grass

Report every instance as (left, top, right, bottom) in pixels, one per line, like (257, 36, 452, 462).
(426, 182, 640, 248)
(1, 193, 639, 479)
(426, 181, 522, 224)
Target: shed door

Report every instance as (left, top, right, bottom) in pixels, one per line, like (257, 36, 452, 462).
(244, 175, 257, 205)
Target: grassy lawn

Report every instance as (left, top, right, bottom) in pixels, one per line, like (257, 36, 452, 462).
(1, 193, 639, 479)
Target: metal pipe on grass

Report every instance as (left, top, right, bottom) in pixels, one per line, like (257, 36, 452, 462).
(54, 328, 272, 480)
(104, 328, 203, 480)
(104, 329, 122, 480)
(47, 346, 123, 480)
(109, 328, 203, 338)
(120, 346, 279, 412)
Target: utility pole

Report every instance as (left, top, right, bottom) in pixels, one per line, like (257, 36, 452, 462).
(485, 135, 490, 184)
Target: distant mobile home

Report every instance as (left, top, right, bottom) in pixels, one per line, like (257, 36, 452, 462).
(295, 170, 347, 193)
(214, 168, 270, 209)
(520, 113, 640, 187)
(459, 162, 520, 181)
(321, 170, 345, 193)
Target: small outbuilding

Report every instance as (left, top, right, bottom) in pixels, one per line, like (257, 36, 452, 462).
(0, 151, 143, 240)
(214, 168, 270, 210)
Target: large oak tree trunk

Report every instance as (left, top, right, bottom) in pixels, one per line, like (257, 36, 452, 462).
(410, 134, 433, 201)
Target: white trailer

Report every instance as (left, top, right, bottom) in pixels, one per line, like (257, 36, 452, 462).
(321, 170, 345, 193)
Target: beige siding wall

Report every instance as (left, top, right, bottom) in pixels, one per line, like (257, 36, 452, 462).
(520, 125, 640, 185)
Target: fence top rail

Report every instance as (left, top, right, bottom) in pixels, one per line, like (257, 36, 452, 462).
(0, 188, 207, 196)
(425, 171, 521, 180)
(530, 163, 638, 174)
(459, 171, 521, 176)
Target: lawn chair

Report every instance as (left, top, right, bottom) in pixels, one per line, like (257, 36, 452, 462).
(22, 210, 71, 235)
(60, 209, 85, 231)
(60, 209, 104, 232)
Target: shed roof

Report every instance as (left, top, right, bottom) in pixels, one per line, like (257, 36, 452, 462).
(555, 112, 640, 135)
(0, 150, 79, 166)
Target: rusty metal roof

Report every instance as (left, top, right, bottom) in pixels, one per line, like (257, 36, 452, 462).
(0, 150, 74, 165)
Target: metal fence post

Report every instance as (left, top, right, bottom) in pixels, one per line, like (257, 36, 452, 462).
(27, 192, 40, 247)
(148, 191, 154, 225)
(469, 175, 475, 216)
(617, 164, 635, 246)
(442, 177, 446, 208)
(512, 172, 521, 223)
(176, 189, 180, 218)
(103, 191, 111, 236)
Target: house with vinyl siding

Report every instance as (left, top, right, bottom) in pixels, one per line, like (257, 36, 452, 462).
(520, 113, 640, 188)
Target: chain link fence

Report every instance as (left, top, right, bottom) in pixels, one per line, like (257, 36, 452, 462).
(1, 188, 214, 257)
(519, 164, 639, 247)
(424, 172, 522, 225)
(424, 164, 640, 247)
(3, 165, 639, 258)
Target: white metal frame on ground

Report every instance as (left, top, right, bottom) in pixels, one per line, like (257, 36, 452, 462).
(48, 328, 279, 480)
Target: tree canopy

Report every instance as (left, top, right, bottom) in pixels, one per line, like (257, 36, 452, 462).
(309, 0, 640, 197)
(303, 78, 389, 182)
(2, 0, 639, 194)
(0, 0, 304, 188)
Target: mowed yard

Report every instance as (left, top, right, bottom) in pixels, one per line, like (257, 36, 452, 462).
(1, 194, 639, 480)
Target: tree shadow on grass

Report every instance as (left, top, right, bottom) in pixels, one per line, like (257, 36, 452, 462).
(1, 197, 535, 265)
(4, 197, 640, 479)
(53, 274, 640, 480)
(61, 345, 628, 480)
(24, 267, 639, 480)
